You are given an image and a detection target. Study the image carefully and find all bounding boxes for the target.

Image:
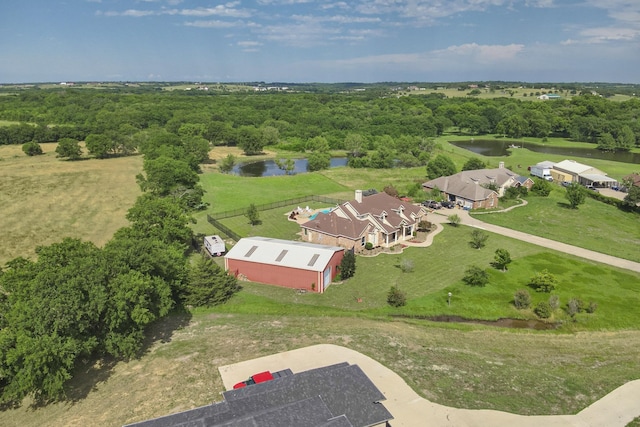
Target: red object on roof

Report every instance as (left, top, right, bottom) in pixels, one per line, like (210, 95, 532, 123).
(233, 371, 275, 389)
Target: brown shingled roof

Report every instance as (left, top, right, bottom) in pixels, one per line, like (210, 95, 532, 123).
(302, 192, 425, 239)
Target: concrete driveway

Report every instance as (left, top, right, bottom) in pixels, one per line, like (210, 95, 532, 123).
(219, 344, 640, 427)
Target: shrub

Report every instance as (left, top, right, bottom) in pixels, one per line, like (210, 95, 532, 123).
(448, 214, 461, 227)
(586, 301, 598, 314)
(469, 229, 488, 249)
(534, 301, 552, 319)
(339, 251, 356, 279)
(418, 220, 432, 231)
(529, 269, 558, 293)
(530, 178, 552, 197)
(462, 265, 489, 287)
(566, 297, 585, 318)
(365, 242, 373, 250)
(387, 286, 406, 307)
(548, 295, 560, 311)
(399, 258, 414, 273)
(22, 141, 43, 156)
(513, 289, 531, 309)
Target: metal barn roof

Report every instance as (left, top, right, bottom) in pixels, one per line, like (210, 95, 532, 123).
(225, 237, 343, 272)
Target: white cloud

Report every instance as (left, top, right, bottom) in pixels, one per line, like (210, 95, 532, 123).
(237, 41, 263, 47)
(579, 27, 640, 43)
(434, 43, 525, 62)
(184, 20, 245, 28)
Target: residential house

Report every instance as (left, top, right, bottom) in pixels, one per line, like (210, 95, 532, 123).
(300, 191, 427, 253)
(551, 159, 617, 187)
(224, 237, 344, 293)
(422, 163, 532, 209)
(623, 173, 640, 188)
(124, 362, 393, 427)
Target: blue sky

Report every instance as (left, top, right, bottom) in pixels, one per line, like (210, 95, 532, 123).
(1, 0, 639, 83)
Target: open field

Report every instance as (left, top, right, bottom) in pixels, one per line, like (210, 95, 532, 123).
(1, 312, 639, 427)
(2, 138, 640, 426)
(0, 144, 141, 265)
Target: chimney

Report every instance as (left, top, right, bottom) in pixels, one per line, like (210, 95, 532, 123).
(499, 161, 505, 169)
(355, 190, 363, 203)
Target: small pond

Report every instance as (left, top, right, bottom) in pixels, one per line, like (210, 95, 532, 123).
(450, 139, 640, 164)
(232, 157, 348, 177)
(392, 314, 559, 330)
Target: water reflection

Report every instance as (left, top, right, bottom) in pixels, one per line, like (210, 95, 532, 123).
(451, 139, 640, 164)
(233, 157, 348, 177)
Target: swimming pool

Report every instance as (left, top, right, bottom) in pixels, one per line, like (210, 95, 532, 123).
(308, 208, 332, 220)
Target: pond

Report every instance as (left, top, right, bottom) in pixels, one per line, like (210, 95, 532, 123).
(450, 139, 640, 164)
(232, 157, 348, 177)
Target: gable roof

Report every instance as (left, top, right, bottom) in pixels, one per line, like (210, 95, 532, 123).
(124, 363, 393, 427)
(553, 159, 602, 175)
(301, 192, 425, 239)
(225, 237, 343, 272)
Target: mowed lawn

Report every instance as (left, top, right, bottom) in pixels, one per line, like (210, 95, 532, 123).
(0, 144, 142, 265)
(214, 224, 640, 330)
(471, 189, 640, 263)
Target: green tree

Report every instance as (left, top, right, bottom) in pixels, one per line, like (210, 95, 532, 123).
(183, 256, 239, 307)
(387, 285, 406, 307)
(307, 151, 331, 171)
(339, 251, 356, 279)
(492, 248, 512, 271)
(530, 178, 552, 196)
(125, 194, 193, 246)
(615, 126, 635, 151)
(219, 153, 237, 174)
(85, 133, 114, 159)
(236, 126, 265, 155)
(565, 182, 586, 209)
(529, 269, 558, 293)
(622, 185, 640, 209)
(275, 157, 296, 175)
(462, 265, 489, 287)
(426, 154, 456, 179)
(448, 214, 461, 226)
(344, 133, 365, 157)
(103, 270, 173, 358)
(137, 156, 199, 196)
(534, 301, 552, 319)
(0, 239, 108, 403)
(22, 141, 43, 156)
(245, 203, 261, 226)
(513, 289, 531, 309)
(182, 136, 211, 171)
(597, 132, 616, 152)
(462, 157, 486, 171)
(469, 229, 489, 249)
(55, 138, 82, 160)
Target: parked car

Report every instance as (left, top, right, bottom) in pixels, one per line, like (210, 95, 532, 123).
(561, 181, 571, 187)
(441, 201, 455, 209)
(422, 200, 441, 209)
(233, 369, 293, 389)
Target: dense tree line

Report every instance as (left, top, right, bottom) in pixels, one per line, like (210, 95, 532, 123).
(0, 113, 237, 405)
(1, 88, 638, 156)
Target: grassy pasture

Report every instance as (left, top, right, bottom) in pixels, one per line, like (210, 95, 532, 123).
(0, 144, 141, 265)
(1, 312, 639, 427)
(2, 139, 640, 426)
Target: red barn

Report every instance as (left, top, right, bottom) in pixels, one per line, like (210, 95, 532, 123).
(224, 237, 345, 293)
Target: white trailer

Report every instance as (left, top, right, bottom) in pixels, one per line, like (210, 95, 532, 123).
(204, 235, 226, 256)
(530, 161, 555, 181)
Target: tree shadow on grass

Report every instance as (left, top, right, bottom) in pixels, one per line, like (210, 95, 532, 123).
(61, 308, 192, 405)
(556, 201, 576, 209)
